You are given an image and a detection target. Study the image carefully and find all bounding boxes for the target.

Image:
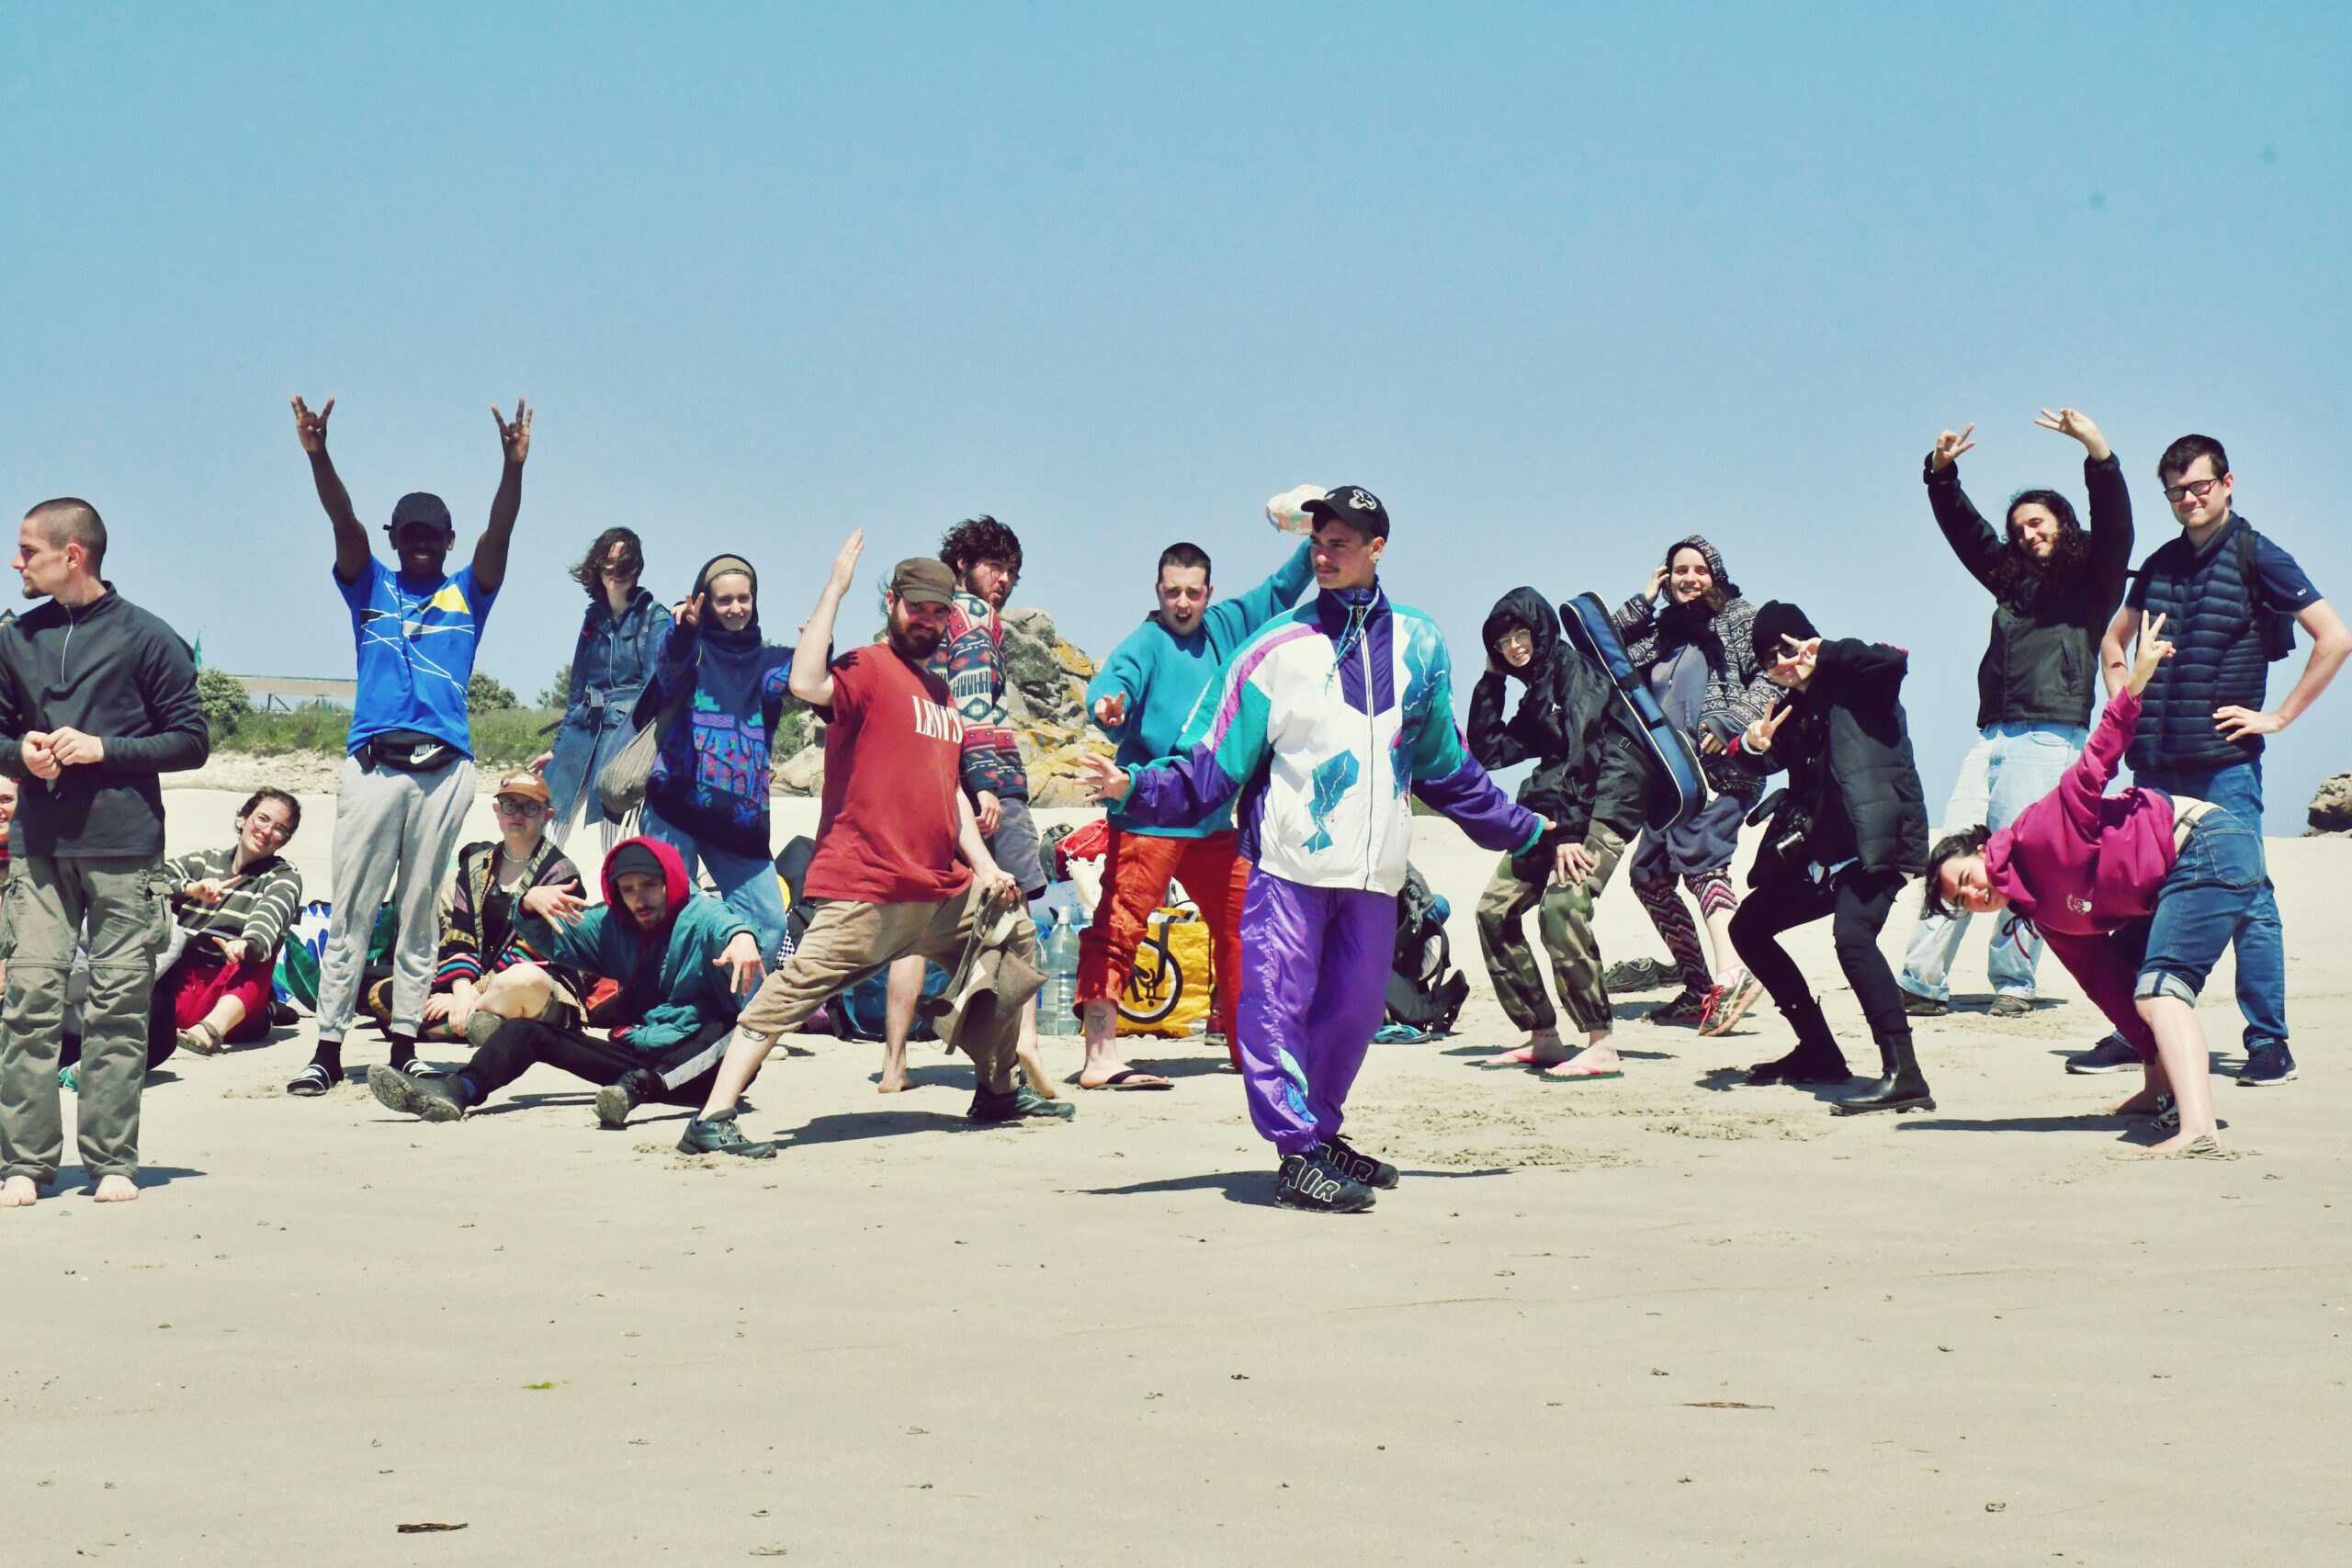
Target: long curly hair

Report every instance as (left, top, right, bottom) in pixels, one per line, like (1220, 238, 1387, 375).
(569, 526, 646, 598)
(939, 515, 1023, 582)
(1985, 491, 2089, 606)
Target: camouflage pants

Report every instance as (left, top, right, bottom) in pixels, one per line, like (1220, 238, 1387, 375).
(1474, 828, 1625, 1035)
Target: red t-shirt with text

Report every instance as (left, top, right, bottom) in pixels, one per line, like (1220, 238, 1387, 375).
(801, 646, 973, 905)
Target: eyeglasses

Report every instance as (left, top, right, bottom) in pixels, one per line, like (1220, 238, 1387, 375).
(493, 799, 548, 817)
(2163, 477, 2222, 504)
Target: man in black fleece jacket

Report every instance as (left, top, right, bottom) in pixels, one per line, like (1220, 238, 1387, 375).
(0, 499, 208, 1207)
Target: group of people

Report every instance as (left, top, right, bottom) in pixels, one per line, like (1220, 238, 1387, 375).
(0, 398, 2340, 1213)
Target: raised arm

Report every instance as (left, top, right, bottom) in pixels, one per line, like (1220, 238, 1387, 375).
(789, 531, 864, 709)
(292, 396, 371, 584)
(2098, 602, 2138, 698)
(471, 400, 532, 593)
(2039, 409, 2133, 610)
(1205, 537, 1316, 642)
(1922, 425, 2003, 592)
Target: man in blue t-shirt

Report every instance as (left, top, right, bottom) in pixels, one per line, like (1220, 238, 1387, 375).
(282, 394, 533, 1098)
(2068, 433, 2351, 1086)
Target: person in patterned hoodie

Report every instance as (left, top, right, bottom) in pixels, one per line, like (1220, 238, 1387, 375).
(1081, 486, 1546, 1213)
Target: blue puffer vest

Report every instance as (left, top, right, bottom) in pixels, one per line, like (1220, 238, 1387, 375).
(2129, 514, 2271, 772)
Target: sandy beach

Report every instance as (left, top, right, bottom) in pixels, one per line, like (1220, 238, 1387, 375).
(8, 786, 2347, 1565)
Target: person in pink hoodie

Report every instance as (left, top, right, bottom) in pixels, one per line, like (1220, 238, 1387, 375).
(1923, 613, 2253, 1158)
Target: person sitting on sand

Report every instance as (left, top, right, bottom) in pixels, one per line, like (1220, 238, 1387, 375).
(142, 789, 306, 1062)
(360, 770, 586, 1044)
(1725, 604, 1932, 1115)
(672, 536, 1069, 1157)
(366, 835, 763, 1125)
(1467, 588, 1661, 1081)
(1927, 613, 2253, 1158)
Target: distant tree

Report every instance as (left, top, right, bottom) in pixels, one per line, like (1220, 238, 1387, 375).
(537, 662, 572, 710)
(468, 672, 519, 716)
(195, 669, 250, 740)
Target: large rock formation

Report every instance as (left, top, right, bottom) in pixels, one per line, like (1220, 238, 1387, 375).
(772, 607, 1115, 805)
(2308, 771, 2352, 836)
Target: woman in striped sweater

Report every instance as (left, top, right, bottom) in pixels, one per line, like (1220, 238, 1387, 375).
(152, 789, 306, 1061)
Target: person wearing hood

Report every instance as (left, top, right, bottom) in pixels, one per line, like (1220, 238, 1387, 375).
(1608, 536, 1777, 1035)
(1922, 614, 2245, 1157)
(1073, 513, 1314, 1088)
(0, 498, 208, 1207)
(365, 835, 764, 1124)
(1898, 410, 2132, 1021)
(639, 553, 796, 967)
(1726, 604, 1933, 1115)
(533, 527, 674, 849)
(1467, 588, 1662, 1080)
(1080, 488, 1547, 1213)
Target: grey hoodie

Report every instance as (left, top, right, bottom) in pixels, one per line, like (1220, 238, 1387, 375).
(0, 587, 209, 858)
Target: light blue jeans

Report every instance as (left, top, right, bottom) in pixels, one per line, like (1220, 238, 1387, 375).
(639, 804, 792, 971)
(1901, 721, 2086, 1002)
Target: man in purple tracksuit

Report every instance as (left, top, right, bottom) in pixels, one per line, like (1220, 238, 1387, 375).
(1082, 487, 1547, 1212)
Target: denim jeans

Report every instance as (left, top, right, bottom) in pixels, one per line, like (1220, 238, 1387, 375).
(639, 804, 792, 971)
(2131, 809, 2266, 1005)
(1901, 722, 2085, 1001)
(2132, 758, 2286, 1050)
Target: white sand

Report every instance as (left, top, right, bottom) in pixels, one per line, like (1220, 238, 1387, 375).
(7, 789, 2347, 1564)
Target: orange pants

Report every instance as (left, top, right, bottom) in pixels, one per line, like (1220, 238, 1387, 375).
(1074, 826, 1249, 1050)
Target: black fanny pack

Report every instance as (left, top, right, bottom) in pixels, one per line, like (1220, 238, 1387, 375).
(359, 729, 460, 773)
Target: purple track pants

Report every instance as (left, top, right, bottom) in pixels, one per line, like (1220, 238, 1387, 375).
(1235, 871, 1396, 1157)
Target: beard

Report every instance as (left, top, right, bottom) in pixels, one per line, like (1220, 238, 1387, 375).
(890, 622, 944, 661)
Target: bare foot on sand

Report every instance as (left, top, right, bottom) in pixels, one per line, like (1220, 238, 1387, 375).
(1481, 1030, 1566, 1068)
(1544, 1043, 1623, 1079)
(877, 1041, 909, 1094)
(1017, 1041, 1058, 1099)
(2109, 1087, 2168, 1116)
(93, 1174, 139, 1202)
(2129, 1130, 2233, 1159)
(2, 1175, 38, 1207)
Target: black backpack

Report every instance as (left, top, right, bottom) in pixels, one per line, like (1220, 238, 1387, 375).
(2238, 526, 2300, 662)
(1385, 864, 1469, 1033)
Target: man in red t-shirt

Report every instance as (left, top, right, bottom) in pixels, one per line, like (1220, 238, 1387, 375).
(676, 532, 1072, 1156)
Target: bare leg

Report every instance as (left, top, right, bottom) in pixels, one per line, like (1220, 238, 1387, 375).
(474, 963, 557, 1023)
(2134, 997, 2217, 1153)
(1480, 1026, 1566, 1067)
(697, 1029, 775, 1121)
(878, 953, 924, 1092)
(1543, 1026, 1622, 1077)
(1015, 994, 1060, 1096)
(1077, 996, 1162, 1089)
(1, 1175, 37, 1208)
(1702, 906, 1738, 979)
(200, 994, 249, 1040)
(93, 1174, 139, 1202)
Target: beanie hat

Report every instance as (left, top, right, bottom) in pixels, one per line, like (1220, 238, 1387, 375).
(1749, 601, 1818, 665)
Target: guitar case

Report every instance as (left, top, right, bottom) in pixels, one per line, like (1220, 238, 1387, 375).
(1558, 592, 1709, 832)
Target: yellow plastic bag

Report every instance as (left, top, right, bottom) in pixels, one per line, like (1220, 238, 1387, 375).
(1115, 908, 1214, 1037)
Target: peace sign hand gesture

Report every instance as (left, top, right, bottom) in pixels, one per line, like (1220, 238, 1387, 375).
(291, 395, 334, 454)
(2032, 406, 2110, 461)
(1743, 701, 1796, 754)
(1929, 423, 1975, 472)
(492, 399, 533, 465)
(1768, 633, 1819, 690)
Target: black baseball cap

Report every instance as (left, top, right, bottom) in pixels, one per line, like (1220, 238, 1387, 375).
(386, 492, 454, 537)
(1302, 484, 1389, 541)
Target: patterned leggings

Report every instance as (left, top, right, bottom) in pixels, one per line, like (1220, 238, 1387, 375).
(1632, 867, 1736, 990)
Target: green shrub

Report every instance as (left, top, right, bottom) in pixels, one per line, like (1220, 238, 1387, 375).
(469, 672, 519, 716)
(195, 670, 250, 741)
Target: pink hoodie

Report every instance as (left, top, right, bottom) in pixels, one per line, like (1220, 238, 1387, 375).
(1983, 688, 2177, 1059)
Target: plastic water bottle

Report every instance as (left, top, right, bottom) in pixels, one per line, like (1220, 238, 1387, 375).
(1035, 910, 1084, 1035)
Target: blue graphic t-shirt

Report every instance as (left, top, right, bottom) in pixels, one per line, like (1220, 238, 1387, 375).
(337, 559, 496, 755)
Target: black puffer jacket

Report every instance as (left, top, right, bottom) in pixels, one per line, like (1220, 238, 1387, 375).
(1733, 639, 1928, 878)
(1925, 452, 2133, 729)
(1467, 588, 1657, 870)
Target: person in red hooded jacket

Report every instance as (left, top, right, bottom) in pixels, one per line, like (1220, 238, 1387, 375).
(364, 835, 763, 1125)
(1924, 614, 2254, 1158)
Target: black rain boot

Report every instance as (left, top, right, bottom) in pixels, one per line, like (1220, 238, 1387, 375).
(1746, 998, 1851, 1086)
(1831, 1032, 1934, 1115)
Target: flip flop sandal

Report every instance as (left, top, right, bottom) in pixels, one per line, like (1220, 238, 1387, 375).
(286, 1063, 334, 1098)
(1080, 1068, 1173, 1091)
(176, 1021, 225, 1056)
(1477, 1049, 1548, 1069)
(1538, 1067, 1624, 1083)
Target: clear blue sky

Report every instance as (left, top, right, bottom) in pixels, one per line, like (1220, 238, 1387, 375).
(5, 4, 2346, 827)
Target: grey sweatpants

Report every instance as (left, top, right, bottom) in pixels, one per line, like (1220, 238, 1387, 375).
(1, 855, 169, 1183)
(314, 752, 476, 1045)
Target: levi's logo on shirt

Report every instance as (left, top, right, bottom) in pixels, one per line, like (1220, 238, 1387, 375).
(910, 695, 965, 742)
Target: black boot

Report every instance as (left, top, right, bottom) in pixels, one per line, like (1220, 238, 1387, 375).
(1831, 1032, 1934, 1115)
(1746, 998, 1851, 1086)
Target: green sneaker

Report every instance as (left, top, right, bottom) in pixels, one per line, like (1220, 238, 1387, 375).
(368, 1064, 467, 1122)
(676, 1110, 776, 1159)
(58, 1065, 79, 1095)
(968, 1084, 1076, 1123)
